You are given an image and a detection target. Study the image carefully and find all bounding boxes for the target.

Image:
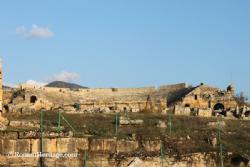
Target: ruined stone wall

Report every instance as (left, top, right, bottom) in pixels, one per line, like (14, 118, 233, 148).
(5, 83, 240, 117)
(183, 85, 236, 108)
(174, 85, 238, 117)
(6, 86, 170, 112)
(182, 93, 237, 110)
(21, 83, 156, 94)
(1, 133, 246, 167)
(6, 84, 174, 113)
(159, 83, 188, 91)
(182, 95, 210, 109)
(0, 135, 220, 167)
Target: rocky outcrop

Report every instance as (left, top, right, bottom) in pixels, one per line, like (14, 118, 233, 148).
(0, 136, 248, 167)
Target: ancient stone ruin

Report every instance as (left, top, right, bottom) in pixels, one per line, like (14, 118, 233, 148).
(2, 78, 249, 119)
(1, 61, 250, 167)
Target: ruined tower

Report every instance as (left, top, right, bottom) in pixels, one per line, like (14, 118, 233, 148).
(0, 59, 2, 111)
(227, 83, 235, 96)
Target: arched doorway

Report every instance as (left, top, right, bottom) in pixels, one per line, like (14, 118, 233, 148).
(213, 103, 226, 116)
(30, 95, 37, 104)
(213, 103, 225, 111)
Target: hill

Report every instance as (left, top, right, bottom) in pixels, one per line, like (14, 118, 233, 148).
(3, 85, 14, 90)
(45, 81, 88, 89)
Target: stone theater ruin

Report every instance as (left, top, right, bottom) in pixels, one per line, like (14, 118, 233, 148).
(1, 60, 250, 167)
(1, 58, 249, 119)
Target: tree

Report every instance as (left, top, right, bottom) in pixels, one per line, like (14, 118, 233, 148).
(235, 92, 248, 106)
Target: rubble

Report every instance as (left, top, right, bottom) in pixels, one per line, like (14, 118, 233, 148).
(156, 120, 167, 128)
(207, 121, 226, 128)
(127, 157, 144, 167)
(9, 120, 40, 128)
(119, 116, 143, 125)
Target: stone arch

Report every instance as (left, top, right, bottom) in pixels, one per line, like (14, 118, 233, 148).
(213, 103, 225, 111)
(245, 111, 250, 117)
(30, 95, 37, 104)
(231, 155, 249, 167)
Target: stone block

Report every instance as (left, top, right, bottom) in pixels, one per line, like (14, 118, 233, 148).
(1, 139, 16, 154)
(89, 139, 104, 152)
(0, 132, 18, 139)
(30, 138, 57, 153)
(16, 139, 30, 153)
(199, 109, 212, 117)
(43, 138, 57, 153)
(89, 138, 116, 153)
(9, 121, 21, 127)
(75, 138, 88, 152)
(117, 140, 138, 153)
(31, 139, 40, 153)
(103, 139, 116, 153)
(57, 138, 76, 153)
(143, 140, 161, 152)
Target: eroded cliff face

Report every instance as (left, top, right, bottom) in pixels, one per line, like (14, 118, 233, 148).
(0, 133, 249, 167)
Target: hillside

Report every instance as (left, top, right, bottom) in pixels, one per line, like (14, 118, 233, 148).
(5, 112, 250, 156)
(45, 81, 88, 89)
(3, 85, 14, 90)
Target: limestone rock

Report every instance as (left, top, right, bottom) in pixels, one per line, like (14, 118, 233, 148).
(100, 107, 111, 113)
(211, 137, 217, 148)
(66, 131, 74, 137)
(0, 114, 8, 131)
(9, 121, 22, 127)
(19, 131, 38, 138)
(119, 116, 143, 125)
(156, 120, 167, 128)
(127, 157, 144, 167)
(22, 121, 40, 128)
(161, 108, 169, 114)
(9, 120, 40, 128)
(117, 140, 139, 153)
(207, 121, 226, 128)
(143, 140, 161, 152)
(0, 123, 7, 131)
(0, 114, 8, 124)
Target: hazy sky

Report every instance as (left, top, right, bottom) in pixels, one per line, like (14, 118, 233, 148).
(0, 1, 249, 97)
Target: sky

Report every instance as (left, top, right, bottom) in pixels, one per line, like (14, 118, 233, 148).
(0, 1, 250, 97)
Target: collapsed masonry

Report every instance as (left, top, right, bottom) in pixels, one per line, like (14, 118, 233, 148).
(169, 83, 250, 118)
(2, 81, 250, 119)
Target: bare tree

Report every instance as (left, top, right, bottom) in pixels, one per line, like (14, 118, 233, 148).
(235, 92, 248, 106)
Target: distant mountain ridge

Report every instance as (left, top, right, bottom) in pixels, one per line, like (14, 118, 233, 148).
(45, 81, 88, 89)
(3, 85, 14, 90)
